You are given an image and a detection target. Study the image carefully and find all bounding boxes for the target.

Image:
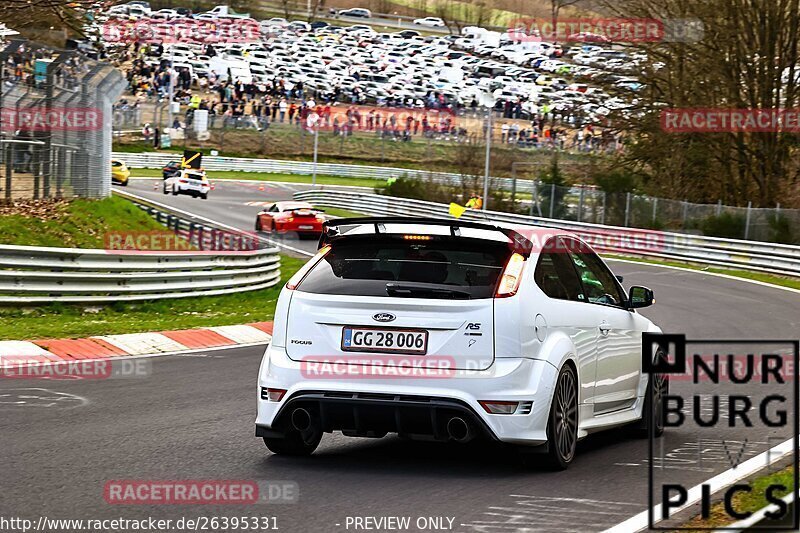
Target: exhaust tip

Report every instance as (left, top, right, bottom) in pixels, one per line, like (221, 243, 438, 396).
(291, 407, 312, 432)
(446, 416, 472, 442)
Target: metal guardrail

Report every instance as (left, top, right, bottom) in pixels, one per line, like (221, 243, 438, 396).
(293, 190, 800, 278)
(0, 193, 282, 304)
(112, 151, 536, 192)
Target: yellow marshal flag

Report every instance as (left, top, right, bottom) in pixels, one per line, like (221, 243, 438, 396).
(449, 202, 467, 218)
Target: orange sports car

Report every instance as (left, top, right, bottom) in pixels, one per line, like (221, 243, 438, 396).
(254, 201, 326, 238)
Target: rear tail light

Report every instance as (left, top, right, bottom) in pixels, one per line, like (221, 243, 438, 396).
(479, 401, 519, 414)
(179, 179, 188, 183)
(261, 387, 287, 401)
(285, 245, 331, 290)
(495, 252, 525, 297)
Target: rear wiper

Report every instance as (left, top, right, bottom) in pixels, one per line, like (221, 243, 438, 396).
(385, 283, 471, 299)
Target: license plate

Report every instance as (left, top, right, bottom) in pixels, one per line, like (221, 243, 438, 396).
(298, 225, 314, 230)
(341, 327, 428, 354)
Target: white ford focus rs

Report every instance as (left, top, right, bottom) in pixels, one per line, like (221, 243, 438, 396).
(255, 217, 666, 468)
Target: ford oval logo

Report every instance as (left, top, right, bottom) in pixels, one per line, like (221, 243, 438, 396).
(373, 312, 396, 322)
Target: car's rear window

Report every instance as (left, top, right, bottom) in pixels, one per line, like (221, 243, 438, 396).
(297, 240, 511, 299)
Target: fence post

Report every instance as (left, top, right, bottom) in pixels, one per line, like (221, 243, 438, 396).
(530, 180, 537, 217)
(511, 167, 517, 209)
(744, 201, 752, 240)
(549, 183, 555, 218)
(196, 224, 205, 250)
(624, 192, 631, 227)
(682, 200, 688, 228)
(716, 199, 722, 216)
(188, 222, 196, 246)
(577, 187, 584, 222)
(652, 197, 658, 225)
(4, 143, 11, 200)
(601, 191, 606, 225)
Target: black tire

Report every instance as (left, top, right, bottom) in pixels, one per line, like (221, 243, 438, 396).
(200, 193, 208, 200)
(255, 219, 262, 232)
(121, 179, 129, 187)
(172, 186, 178, 196)
(263, 429, 322, 456)
(162, 183, 168, 195)
(544, 364, 578, 470)
(636, 351, 668, 438)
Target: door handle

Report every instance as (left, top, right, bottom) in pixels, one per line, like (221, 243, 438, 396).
(598, 322, 611, 336)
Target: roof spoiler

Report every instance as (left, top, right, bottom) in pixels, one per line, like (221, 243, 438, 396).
(318, 216, 533, 255)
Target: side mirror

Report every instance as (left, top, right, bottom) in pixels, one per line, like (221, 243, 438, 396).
(628, 286, 654, 309)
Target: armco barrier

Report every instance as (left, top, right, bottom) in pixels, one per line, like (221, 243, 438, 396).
(0, 192, 282, 304)
(0, 245, 280, 303)
(292, 189, 800, 278)
(112, 151, 537, 193)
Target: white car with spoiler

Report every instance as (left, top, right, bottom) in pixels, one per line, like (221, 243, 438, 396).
(255, 217, 665, 469)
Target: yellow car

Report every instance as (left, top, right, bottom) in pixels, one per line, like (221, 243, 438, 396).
(111, 159, 130, 186)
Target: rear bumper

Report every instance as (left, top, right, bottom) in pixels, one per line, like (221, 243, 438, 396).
(257, 391, 498, 442)
(255, 344, 558, 446)
(276, 222, 323, 234)
(177, 186, 210, 194)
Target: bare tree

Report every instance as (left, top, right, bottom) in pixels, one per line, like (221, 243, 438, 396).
(279, 0, 292, 20)
(434, 0, 465, 34)
(550, 0, 583, 25)
(600, 0, 800, 207)
(0, 0, 94, 34)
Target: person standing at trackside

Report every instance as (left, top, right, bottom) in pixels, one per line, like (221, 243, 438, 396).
(279, 99, 287, 123)
(465, 193, 482, 210)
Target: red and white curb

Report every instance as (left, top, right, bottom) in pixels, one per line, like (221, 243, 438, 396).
(0, 322, 273, 368)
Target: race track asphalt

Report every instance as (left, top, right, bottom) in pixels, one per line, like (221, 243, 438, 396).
(2, 178, 797, 532)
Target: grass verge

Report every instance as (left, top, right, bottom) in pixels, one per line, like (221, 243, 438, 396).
(0, 255, 306, 340)
(0, 197, 166, 248)
(604, 254, 800, 291)
(679, 465, 794, 531)
(318, 206, 369, 218)
(113, 130, 596, 180)
(129, 167, 383, 188)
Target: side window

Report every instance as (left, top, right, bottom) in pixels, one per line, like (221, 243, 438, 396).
(534, 240, 585, 302)
(268, 204, 280, 213)
(566, 243, 625, 307)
